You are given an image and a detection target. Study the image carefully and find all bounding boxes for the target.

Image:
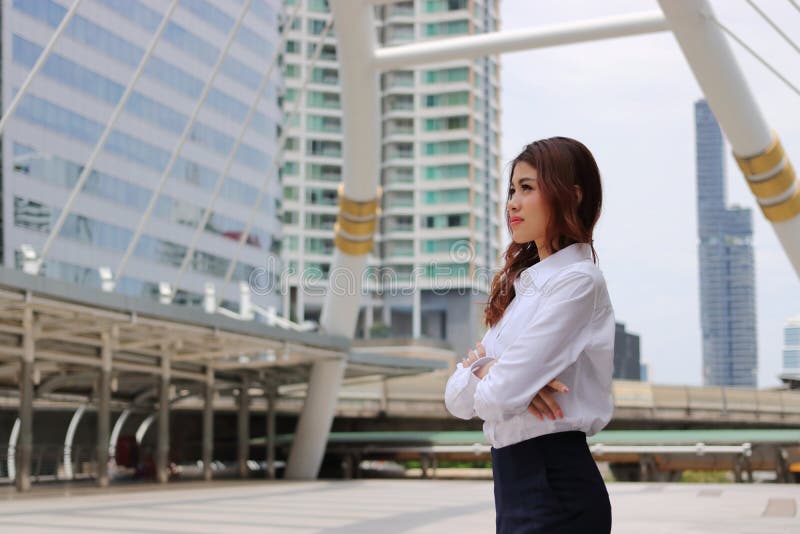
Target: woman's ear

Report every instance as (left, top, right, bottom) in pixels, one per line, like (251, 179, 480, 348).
(574, 185, 583, 205)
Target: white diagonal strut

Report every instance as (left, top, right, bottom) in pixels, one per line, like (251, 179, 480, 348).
(35, 0, 180, 270)
(214, 18, 336, 307)
(658, 0, 800, 278)
(111, 0, 256, 288)
(0, 0, 84, 136)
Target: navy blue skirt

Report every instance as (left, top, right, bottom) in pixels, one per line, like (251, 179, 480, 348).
(490, 431, 611, 534)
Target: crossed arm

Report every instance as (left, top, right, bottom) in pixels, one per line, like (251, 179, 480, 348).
(461, 343, 568, 421)
(444, 271, 595, 422)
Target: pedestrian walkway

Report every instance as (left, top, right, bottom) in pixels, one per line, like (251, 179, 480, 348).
(0, 479, 797, 533)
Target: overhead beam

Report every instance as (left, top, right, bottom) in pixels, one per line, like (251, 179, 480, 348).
(373, 11, 668, 71)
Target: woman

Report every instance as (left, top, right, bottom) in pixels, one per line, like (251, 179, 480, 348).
(445, 137, 615, 533)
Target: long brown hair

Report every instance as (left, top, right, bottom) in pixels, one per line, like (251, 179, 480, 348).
(484, 137, 603, 327)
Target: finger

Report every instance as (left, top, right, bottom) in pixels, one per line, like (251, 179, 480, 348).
(531, 395, 556, 420)
(475, 342, 486, 358)
(546, 379, 569, 394)
(527, 403, 544, 420)
(538, 390, 563, 419)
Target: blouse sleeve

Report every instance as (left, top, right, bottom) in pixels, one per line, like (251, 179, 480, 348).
(473, 270, 597, 422)
(443, 330, 494, 420)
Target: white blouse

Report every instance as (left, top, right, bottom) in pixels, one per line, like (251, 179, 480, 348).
(444, 243, 616, 449)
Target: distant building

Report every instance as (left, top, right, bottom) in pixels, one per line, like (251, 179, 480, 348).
(695, 99, 757, 387)
(279, 0, 503, 360)
(783, 316, 800, 374)
(2, 0, 284, 312)
(614, 322, 641, 380)
(639, 361, 650, 382)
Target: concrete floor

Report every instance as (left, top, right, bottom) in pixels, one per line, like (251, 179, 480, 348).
(0, 479, 797, 533)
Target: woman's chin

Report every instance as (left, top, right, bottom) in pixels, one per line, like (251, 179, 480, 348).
(511, 234, 535, 245)
(510, 231, 526, 243)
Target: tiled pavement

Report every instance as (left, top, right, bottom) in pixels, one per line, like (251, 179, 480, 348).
(0, 479, 797, 533)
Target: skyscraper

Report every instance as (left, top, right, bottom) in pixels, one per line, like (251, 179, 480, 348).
(2, 0, 284, 312)
(280, 0, 503, 359)
(695, 99, 758, 387)
(613, 322, 641, 381)
(783, 316, 800, 375)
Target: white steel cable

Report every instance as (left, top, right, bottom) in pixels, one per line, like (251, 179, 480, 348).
(215, 17, 337, 308)
(36, 0, 180, 268)
(710, 15, 800, 98)
(166, 2, 310, 303)
(0, 0, 84, 135)
(745, 0, 800, 55)
(111, 0, 257, 287)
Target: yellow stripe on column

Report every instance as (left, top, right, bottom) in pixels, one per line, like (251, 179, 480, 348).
(337, 215, 377, 235)
(334, 231, 374, 255)
(735, 133, 784, 176)
(746, 161, 796, 199)
(338, 183, 379, 218)
(335, 184, 380, 255)
(760, 184, 800, 223)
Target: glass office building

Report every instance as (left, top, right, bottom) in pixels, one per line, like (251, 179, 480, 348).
(2, 0, 284, 310)
(783, 316, 800, 375)
(695, 99, 758, 387)
(613, 322, 641, 381)
(279, 0, 503, 359)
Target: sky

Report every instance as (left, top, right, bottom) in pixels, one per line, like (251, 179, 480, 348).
(498, 0, 800, 387)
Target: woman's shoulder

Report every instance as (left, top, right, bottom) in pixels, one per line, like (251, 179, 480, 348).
(541, 260, 607, 297)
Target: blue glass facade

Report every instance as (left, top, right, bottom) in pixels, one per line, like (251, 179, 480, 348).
(3, 0, 283, 309)
(783, 320, 800, 373)
(695, 100, 758, 387)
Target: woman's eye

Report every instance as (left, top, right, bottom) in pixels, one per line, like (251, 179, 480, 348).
(522, 184, 532, 191)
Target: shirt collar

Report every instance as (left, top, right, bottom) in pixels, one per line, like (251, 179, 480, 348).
(514, 242, 593, 295)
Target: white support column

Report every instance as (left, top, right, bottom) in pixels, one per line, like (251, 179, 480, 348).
(96, 326, 115, 487)
(7, 418, 20, 483)
(63, 405, 86, 480)
(156, 345, 172, 484)
(16, 307, 35, 492)
(265, 382, 277, 480)
(282, 277, 291, 321)
(382, 302, 392, 326)
(285, 0, 379, 480)
(658, 0, 800, 278)
(37, 0, 180, 268)
(237, 375, 251, 479)
(296, 284, 305, 323)
(202, 365, 214, 481)
(412, 289, 421, 339)
(0, 0, 84, 135)
(365, 302, 374, 339)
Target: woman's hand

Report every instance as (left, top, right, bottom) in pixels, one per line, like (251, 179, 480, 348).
(528, 379, 569, 421)
(464, 342, 497, 379)
(462, 340, 569, 420)
(460, 341, 486, 368)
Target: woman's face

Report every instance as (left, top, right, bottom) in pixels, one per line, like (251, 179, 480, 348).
(507, 161, 550, 246)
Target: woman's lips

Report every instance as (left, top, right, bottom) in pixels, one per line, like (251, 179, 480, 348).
(509, 217, 524, 226)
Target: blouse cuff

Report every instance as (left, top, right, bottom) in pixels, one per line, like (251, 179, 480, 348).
(469, 356, 495, 379)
